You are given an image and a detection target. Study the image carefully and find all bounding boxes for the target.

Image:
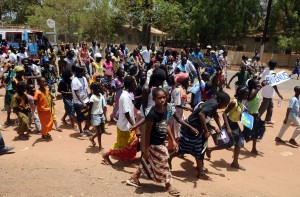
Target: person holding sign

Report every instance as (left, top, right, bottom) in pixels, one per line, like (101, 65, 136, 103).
(275, 86, 300, 147)
(258, 60, 283, 125)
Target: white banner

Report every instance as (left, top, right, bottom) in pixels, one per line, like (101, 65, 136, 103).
(265, 71, 290, 86)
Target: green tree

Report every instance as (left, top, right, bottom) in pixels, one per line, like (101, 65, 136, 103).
(27, 0, 84, 42)
(80, 0, 116, 42)
(271, 0, 300, 51)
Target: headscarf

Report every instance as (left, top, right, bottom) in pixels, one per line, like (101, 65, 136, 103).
(174, 72, 189, 84)
(14, 65, 24, 73)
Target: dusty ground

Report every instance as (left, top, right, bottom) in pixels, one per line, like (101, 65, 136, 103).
(0, 69, 300, 197)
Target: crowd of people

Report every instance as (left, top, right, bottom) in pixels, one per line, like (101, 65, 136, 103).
(0, 39, 299, 196)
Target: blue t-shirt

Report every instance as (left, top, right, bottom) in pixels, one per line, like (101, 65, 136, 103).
(192, 52, 203, 61)
(288, 96, 300, 119)
(189, 80, 205, 105)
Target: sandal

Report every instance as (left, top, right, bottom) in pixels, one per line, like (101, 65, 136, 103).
(166, 185, 180, 196)
(126, 177, 142, 187)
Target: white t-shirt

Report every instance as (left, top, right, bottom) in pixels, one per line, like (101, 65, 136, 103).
(141, 49, 151, 63)
(31, 64, 40, 74)
(17, 52, 28, 65)
(9, 53, 17, 64)
(260, 70, 275, 98)
(89, 93, 106, 115)
(71, 76, 89, 104)
(117, 90, 135, 131)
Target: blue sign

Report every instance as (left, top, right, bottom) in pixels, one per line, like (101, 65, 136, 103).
(241, 112, 254, 130)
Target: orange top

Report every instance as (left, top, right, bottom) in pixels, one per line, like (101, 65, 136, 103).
(34, 87, 52, 112)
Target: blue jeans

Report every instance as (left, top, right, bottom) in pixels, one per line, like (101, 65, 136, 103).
(0, 131, 5, 150)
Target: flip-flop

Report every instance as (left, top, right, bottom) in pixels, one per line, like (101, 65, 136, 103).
(166, 186, 180, 196)
(126, 178, 142, 188)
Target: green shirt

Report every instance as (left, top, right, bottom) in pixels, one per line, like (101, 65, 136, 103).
(234, 71, 251, 86)
(3, 70, 16, 91)
(248, 93, 260, 114)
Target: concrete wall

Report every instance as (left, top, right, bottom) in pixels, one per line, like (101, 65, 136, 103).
(227, 50, 298, 68)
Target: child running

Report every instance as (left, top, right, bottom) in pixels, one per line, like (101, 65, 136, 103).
(11, 81, 31, 140)
(34, 77, 54, 140)
(126, 88, 180, 197)
(206, 86, 249, 170)
(275, 86, 300, 147)
(169, 91, 230, 179)
(88, 82, 107, 152)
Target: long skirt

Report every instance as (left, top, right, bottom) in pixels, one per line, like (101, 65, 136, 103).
(107, 127, 138, 161)
(38, 110, 53, 135)
(178, 130, 207, 160)
(17, 112, 29, 134)
(140, 144, 172, 183)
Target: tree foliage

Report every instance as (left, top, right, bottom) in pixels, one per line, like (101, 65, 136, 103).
(2, 0, 299, 50)
(271, 0, 300, 51)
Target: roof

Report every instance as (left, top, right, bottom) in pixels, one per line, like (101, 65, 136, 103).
(123, 25, 166, 35)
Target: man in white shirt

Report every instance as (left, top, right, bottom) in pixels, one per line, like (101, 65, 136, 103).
(89, 41, 99, 59)
(71, 67, 90, 136)
(17, 47, 28, 65)
(258, 60, 283, 124)
(140, 45, 151, 68)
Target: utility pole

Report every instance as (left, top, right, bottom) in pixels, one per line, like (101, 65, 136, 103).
(260, 0, 273, 60)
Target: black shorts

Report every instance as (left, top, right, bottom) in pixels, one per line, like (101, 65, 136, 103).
(74, 103, 88, 122)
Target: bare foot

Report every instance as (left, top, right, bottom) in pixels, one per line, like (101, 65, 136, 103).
(231, 163, 246, 171)
(197, 173, 211, 180)
(56, 128, 63, 132)
(89, 137, 96, 146)
(101, 153, 113, 165)
(251, 150, 263, 156)
(206, 149, 211, 159)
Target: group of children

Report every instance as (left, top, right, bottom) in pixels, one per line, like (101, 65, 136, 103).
(1, 41, 300, 197)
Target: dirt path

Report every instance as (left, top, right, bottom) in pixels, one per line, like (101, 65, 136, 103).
(0, 72, 299, 197)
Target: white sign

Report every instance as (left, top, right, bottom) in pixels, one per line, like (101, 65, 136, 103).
(47, 19, 55, 29)
(265, 71, 290, 86)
